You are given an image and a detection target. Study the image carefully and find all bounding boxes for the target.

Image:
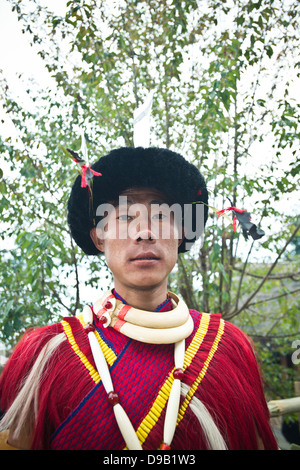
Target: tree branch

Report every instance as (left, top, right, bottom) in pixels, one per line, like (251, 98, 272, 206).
(225, 220, 300, 320)
(233, 203, 267, 311)
(251, 330, 300, 341)
(246, 287, 300, 308)
(49, 286, 73, 314)
(234, 239, 255, 311)
(177, 255, 197, 310)
(232, 266, 300, 281)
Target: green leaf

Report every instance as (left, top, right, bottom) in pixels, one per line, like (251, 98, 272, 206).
(265, 45, 274, 58)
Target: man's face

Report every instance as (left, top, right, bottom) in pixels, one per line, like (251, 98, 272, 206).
(90, 187, 183, 293)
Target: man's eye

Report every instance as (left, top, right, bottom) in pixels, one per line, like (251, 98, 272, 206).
(152, 213, 167, 220)
(117, 214, 131, 221)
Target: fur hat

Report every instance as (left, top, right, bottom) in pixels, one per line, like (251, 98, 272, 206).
(67, 147, 208, 255)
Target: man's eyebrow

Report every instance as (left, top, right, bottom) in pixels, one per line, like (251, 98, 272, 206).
(110, 199, 133, 208)
(149, 200, 171, 205)
(111, 199, 171, 207)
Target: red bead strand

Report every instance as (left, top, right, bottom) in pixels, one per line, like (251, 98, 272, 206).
(160, 443, 171, 450)
(84, 324, 95, 334)
(107, 391, 119, 406)
(173, 368, 184, 380)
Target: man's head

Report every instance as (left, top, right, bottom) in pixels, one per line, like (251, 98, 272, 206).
(67, 147, 209, 259)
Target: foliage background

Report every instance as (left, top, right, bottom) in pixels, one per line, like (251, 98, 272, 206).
(0, 0, 299, 404)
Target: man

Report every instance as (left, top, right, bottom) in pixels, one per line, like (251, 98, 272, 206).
(0, 147, 278, 450)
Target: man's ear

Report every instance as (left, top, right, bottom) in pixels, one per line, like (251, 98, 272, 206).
(90, 227, 105, 253)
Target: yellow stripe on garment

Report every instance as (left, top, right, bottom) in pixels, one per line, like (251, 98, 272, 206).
(61, 320, 101, 384)
(177, 318, 225, 424)
(76, 313, 117, 366)
(131, 312, 211, 448)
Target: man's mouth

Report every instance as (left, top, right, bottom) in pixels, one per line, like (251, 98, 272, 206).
(131, 252, 160, 261)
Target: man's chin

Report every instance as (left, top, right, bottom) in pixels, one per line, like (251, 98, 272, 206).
(120, 275, 167, 291)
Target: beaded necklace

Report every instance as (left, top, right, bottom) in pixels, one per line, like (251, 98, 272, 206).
(82, 290, 193, 450)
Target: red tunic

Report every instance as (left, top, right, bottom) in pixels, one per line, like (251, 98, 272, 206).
(0, 300, 278, 450)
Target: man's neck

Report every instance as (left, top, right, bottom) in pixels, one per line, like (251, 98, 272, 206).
(113, 282, 168, 311)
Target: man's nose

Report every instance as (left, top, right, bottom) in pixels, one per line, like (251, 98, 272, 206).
(136, 229, 156, 242)
(133, 213, 157, 242)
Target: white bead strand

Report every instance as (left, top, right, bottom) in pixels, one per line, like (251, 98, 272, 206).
(82, 307, 143, 450)
(162, 339, 186, 448)
(82, 304, 94, 324)
(163, 378, 181, 446)
(174, 339, 185, 369)
(87, 330, 114, 394)
(113, 404, 143, 450)
(88, 330, 143, 450)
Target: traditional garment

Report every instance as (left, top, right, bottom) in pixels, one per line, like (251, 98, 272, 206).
(0, 291, 278, 450)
